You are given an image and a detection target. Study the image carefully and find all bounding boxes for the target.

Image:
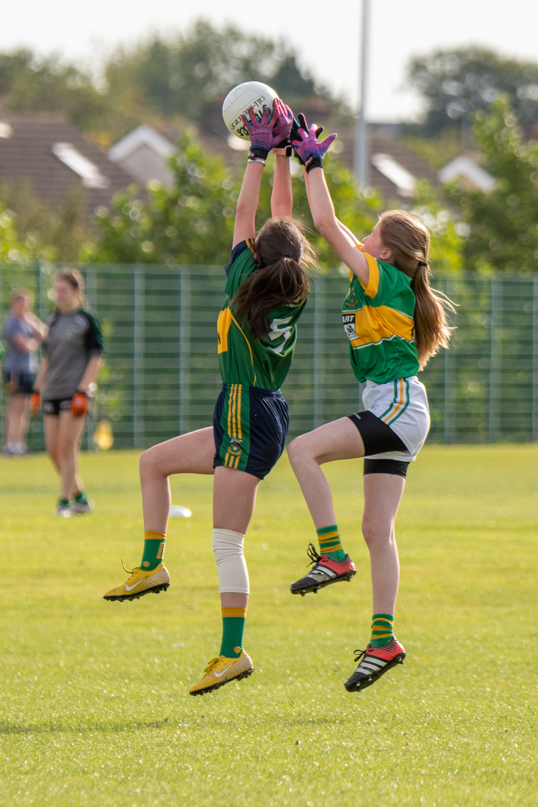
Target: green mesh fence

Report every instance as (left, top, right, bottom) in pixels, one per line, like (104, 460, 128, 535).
(1, 263, 537, 451)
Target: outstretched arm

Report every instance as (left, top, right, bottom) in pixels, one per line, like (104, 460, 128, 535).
(293, 120, 369, 283)
(270, 101, 294, 218)
(232, 161, 265, 248)
(232, 103, 283, 248)
(307, 168, 369, 284)
(272, 153, 292, 218)
(303, 169, 360, 245)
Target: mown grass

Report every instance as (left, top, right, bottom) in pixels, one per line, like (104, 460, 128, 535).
(0, 446, 536, 806)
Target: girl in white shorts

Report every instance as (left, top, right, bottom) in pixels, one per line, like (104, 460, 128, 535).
(287, 118, 454, 693)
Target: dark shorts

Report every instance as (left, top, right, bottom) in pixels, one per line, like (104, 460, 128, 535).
(3, 371, 35, 396)
(348, 410, 409, 478)
(213, 384, 289, 480)
(42, 396, 92, 417)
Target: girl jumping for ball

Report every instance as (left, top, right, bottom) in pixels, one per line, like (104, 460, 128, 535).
(287, 119, 454, 693)
(104, 100, 317, 696)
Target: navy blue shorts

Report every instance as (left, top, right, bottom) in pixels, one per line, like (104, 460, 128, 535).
(3, 371, 35, 396)
(213, 384, 289, 480)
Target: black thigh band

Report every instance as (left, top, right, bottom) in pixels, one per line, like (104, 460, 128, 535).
(363, 459, 410, 478)
(348, 409, 407, 455)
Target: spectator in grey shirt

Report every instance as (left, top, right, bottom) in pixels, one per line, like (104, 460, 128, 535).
(2, 290, 46, 454)
(33, 270, 104, 517)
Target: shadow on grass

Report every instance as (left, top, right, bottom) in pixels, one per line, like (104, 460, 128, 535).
(0, 717, 171, 735)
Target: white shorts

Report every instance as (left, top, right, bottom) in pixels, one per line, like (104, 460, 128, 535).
(362, 376, 430, 462)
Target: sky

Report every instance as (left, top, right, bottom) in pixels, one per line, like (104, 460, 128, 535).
(3, 0, 538, 122)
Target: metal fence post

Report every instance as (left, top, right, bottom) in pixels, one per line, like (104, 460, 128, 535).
(532, 276, 538, 441)
(488, 275, 501, 442)
(84, 265, 97, 451)
(133, 265, 144, 448)
(37, 264, 46, 322)
(179, 268, 191, 435)
(313, 276, 325, 428)
(444, 276, 455, 443)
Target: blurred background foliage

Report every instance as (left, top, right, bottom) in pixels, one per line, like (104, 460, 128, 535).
(0, 23, 537, 273)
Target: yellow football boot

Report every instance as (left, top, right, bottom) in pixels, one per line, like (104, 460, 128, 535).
(103, 561, 170, 602)
(189, 650, 254, 696)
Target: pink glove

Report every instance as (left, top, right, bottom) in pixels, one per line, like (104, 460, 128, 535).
(292, 122, 337, 172)
(272, 99, 294, 150)
(241, 105, 279, 159)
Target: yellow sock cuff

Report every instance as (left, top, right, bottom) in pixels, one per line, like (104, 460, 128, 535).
(222, 607, 247, 619)
(144, 531, 166, 541)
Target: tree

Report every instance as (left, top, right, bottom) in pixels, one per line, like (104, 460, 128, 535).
(0, 182, 91, 262)
(102, 20, 339, 126)
(87, 131, 379, 269)
(0, 49, 111, 132)
(87, 131, 238, 265)
(0, 205, 33, 263)
(407, 47, 538, 135)
(409, 182, 465, 273)
(452, 97, 538, 272)
(0, 22, 345, 141)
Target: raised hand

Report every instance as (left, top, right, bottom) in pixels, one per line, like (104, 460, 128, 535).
(272, 99, 294, 151)
(292, 116, 337, 172)
(241, 105, 279, 160)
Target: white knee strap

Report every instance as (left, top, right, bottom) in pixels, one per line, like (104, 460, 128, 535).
(212, 528, 249, 595)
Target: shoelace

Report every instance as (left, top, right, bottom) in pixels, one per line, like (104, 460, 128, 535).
(204, 658, 219, 674)
(353, 649, 366, 665)
(306, 542, 323, 566)
(121, 559, 139, 576)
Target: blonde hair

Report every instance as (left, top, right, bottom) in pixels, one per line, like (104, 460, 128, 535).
(378, 210, 455, 369)
(53, 268, 86, 307)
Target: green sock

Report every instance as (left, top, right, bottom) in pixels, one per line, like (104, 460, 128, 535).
(316, 524, 346, 561)
(220, 607, 246, 658)
(370, 614, 395, 648)
(140, 530, 166, 571)
(58, 498, 69, 508)
(73, 491, 88, 504)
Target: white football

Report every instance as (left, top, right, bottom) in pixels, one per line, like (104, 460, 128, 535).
(222, 81, 279, 140)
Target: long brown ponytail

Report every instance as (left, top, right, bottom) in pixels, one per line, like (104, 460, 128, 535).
(231, 218, 316, 340)
(378, 211, 455, 368)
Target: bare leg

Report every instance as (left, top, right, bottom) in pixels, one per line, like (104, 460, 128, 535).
(139, 427, 215, 534)
(362, 473, 405, 614)
(6, 395, 29, 447)
(287, 417, 365, 528)
(44, 414, 61, 473)
(57, 412, 87, 499)
(213, 466, 260, 609)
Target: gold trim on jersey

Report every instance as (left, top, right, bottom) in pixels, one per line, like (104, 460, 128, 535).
(349, 304, 414, 349)
(357, 251, 380, 297)
(217, 308, 232, 354)
(349, 251, 380, 299)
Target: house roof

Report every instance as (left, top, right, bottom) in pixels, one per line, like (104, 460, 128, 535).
(335, 129, 441, 199)
(438, 154, 495, 192)
(0, 114, 132, 218)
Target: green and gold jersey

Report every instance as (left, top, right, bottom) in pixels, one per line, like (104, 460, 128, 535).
(217, 240, 307, 390)
(342, 250, 419, 384)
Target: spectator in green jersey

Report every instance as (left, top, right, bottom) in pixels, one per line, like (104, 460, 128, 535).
(287, 118, 455, 694)
(32, 269, 104, 517)
(103, 100, 317, 696)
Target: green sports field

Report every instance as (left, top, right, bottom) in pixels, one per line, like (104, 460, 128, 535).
(1, 446, 536, 806)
